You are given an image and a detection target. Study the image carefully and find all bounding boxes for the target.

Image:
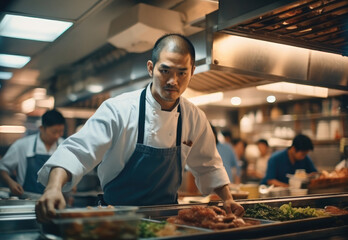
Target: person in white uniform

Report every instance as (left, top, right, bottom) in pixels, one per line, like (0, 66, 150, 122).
(35, 34, 244, 222)
(0, 109, 65, 195)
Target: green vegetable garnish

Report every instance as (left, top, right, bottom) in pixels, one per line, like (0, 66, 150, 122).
(245, 202, 328, 221)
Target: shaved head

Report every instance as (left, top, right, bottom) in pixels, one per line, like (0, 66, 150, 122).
(151, 34, 195, 70)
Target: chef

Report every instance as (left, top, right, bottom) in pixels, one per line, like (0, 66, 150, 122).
(261, 134, 317, 187)
(35, 34, 244, 222)
(0, 109, 65, 195)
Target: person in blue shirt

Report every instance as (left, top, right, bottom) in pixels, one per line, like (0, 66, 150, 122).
(211, 125, 241, 184)
(261, 134, 317, 187)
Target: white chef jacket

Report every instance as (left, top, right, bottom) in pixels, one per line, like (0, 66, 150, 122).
(38, 86, 230, 195)
(0, 133, 63, 186)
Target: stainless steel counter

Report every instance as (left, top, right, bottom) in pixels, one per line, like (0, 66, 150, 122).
(0, 193, 347, 240)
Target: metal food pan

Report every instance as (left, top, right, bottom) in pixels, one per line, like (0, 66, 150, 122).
(136, 193, 348, 240)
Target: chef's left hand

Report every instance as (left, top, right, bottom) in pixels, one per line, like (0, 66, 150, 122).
(223, 199, 245, 217)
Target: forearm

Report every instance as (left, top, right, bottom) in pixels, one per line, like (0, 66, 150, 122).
(267, 179, 288, 187)
(0, 170, 16, 186)
(45, 167, 71, 192)
(214, 184, 233, 201)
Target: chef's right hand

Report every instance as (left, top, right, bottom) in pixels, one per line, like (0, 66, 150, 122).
(35, 187, 66, 223)
(9, 181, 24, 196)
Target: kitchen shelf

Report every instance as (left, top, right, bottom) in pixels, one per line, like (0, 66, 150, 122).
(259, 113, 347, 124)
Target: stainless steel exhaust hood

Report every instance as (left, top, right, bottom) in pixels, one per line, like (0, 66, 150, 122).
(55, 0, 347, 107)
(188, 0, 348, 94)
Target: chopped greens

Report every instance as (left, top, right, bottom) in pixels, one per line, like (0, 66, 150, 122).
(138, 221, 166, 238)
(245, 202, 328, 221)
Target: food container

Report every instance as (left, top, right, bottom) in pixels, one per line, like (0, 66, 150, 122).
(55, 206, 138, 218)
(289, 188, 308, 196)
(230, 190, 249, 200)
(52, 214, 142, 240)
(289, 178, 302, 189)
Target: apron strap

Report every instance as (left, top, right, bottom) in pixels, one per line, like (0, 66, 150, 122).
(176, 105, 182, 147)
(33, 134, 38, 154)
(137, 88, 146, 144)
(137, 87, 182, 147)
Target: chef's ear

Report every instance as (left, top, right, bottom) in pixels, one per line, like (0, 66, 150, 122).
(147, 60, 153, 77)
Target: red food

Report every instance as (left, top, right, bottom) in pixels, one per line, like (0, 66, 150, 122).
(325, 206, 348, 215)
(167, 206, 251, 230)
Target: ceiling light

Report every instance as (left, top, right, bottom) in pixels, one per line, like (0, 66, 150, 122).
(21, 98, 36, 113)
(0, 125, 26, 133)
(230, 97, 242, 106)
(33, 88, 47, 100)
(0, 14, 73, 42)
(188, 92, 223, 106)
(0, 71, 13, 79)
(87, 84, 103, 93)
(68, 93, 78, 102)
(256, 82, 328, 98)
(36, 96, 55, 108)
(0, 54, 31, 68)
(267, 95, 276, 103)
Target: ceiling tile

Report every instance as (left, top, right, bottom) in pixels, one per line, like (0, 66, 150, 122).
(5, 0, 102, 20)
(0, 36, 48, 56)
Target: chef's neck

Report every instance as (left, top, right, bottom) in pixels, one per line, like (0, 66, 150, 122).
(40, 133, 56, 152)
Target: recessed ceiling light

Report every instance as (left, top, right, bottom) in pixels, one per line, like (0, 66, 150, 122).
(0, 125, 26, 133)
(0, 14, 73, 42)
(0, 71, 13, 79)
(0, 54, 31, 68)
(87, 84, 103, 93)
(230, 97, 242, 106)
(267, 95, 276, 103)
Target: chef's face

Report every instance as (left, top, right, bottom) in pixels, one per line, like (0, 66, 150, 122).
(40, 124, 65, 145)
(293, 150, 309, 161)
(147, 47, 195, 110)
(257, 143, 268, 157)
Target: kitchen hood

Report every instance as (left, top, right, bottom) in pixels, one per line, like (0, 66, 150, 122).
(188, 0, 348, 94)
(54, 0, 348, 108)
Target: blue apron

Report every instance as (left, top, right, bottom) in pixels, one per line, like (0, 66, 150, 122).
(103, 88, 182, 206)
(22, 135, 53, 194)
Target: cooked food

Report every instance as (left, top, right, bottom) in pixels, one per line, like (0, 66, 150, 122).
(245, 203, 329, 221)
(309, 168, 348, 189)
(324, 206, 348, 215)
(167, 206, 251, 230)
(55, 215, 139, 240)
(138, 221, 180, 238)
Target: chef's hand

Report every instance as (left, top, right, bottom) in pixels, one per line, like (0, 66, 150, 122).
(223, 199, 245, 217)
(9, 181, 24, 196)
(35, 186, 66, 223)
(214, 184, 245, 217)
(35, 167, 71, 223)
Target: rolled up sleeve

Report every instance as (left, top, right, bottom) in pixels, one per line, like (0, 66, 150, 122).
(186, 120, 229, 195)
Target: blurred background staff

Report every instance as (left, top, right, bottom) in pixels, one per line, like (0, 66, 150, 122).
(261, 134, 317, 187)
(247, 139, 271, 181)
(231, 138, 248, 183)
(0, 109, 65, 196)
(211, 125, 241, 184)
(221, 129, 233, 147)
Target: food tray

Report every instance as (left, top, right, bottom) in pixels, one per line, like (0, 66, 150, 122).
(139, 218, 213, 239)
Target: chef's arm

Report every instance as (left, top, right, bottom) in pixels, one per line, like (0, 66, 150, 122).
(214, 184, 244, 217)
(45, 167, 71, 191)
(267, 179, 288, 187)
(0, 170, 24, 196)
(35, 167, 72, 223)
